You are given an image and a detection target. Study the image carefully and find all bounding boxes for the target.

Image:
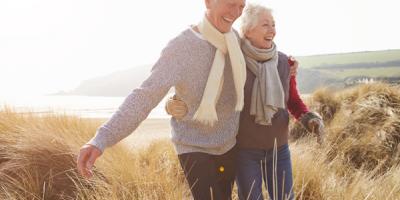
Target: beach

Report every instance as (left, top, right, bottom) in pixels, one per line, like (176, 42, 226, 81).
(92, 118, 172, 150)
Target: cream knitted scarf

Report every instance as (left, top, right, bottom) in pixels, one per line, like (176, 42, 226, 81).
(241, 38, 285, 125)
(193, 16, 246, 126)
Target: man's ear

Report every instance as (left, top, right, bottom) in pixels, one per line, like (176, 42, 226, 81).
(244, 31, 250, 39)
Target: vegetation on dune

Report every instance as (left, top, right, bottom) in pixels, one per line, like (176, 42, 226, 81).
(0, 109, 187, 200)
(1, 83, 400, 199)
(292, 83, 400, 175)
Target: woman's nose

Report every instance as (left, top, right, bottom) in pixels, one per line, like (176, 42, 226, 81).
(268, 27, 276, 34)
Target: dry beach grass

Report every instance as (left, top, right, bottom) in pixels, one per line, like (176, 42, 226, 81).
(1, 83, 400, 199)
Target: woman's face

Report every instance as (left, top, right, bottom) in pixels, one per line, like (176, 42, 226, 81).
(206, 0, 246, 33)
(245, 11, 276, 49)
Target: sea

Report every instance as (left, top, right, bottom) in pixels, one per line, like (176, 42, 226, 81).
(0, 95, 170, 119)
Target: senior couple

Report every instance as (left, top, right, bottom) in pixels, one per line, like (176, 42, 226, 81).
(77, 0, 324, 199)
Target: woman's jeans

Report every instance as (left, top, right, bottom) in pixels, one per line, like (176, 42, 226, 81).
(236, 144, 294, 200)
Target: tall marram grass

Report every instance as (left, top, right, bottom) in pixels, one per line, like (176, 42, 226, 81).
(0, 108, 188, 200)
(1, 83, 400, 199)
(290, 83, 400, 199)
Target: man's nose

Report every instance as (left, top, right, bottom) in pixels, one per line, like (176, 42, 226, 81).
(231, 7, 242, 19)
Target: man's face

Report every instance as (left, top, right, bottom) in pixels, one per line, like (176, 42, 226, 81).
(205, 0, 246, 33)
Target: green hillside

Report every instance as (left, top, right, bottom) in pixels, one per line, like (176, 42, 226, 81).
(297, 49, 400, 68)
(319, 67, 400, 79)
(294, 49, 400, 93)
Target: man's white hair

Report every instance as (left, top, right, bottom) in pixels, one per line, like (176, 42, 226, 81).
(240, 4, 273, 37)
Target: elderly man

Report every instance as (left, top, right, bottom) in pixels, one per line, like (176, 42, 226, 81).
(77, 0, 246, 199)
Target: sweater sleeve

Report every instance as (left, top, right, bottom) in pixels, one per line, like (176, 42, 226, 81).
(87, 40, 184, 152)
(287, 75, 309, 120)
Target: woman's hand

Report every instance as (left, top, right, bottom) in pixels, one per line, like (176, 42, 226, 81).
(308, 117, 325, 144)
(300, 111, 325, 144)
(288, 56, 298, 77)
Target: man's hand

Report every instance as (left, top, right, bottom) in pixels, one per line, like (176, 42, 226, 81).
(77, 144, 102, 179)
(165, 95, 188, 120)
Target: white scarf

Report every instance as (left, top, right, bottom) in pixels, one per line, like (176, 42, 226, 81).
(193, 16, 246, 126)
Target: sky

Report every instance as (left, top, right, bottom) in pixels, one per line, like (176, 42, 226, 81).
(1, 0, 399, 96)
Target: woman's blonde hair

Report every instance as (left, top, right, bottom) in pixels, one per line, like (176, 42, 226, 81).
(240, 4, 273, 37)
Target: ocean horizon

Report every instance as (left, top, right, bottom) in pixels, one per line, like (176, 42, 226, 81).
(0, 94, 170, 119)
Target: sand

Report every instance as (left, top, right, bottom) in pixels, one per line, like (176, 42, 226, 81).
(120, 118, 172, 149)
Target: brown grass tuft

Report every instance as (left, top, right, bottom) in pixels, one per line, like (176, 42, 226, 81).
(0, 108, 187, 200)
(291, 83, 400, 175)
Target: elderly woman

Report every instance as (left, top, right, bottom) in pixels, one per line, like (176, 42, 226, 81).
(166, 3, 324, 200)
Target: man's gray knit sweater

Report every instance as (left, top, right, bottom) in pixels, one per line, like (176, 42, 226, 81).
(88, 28, 240, 155)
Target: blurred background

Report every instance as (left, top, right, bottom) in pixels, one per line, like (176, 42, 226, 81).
(1, 0, 399, 118)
